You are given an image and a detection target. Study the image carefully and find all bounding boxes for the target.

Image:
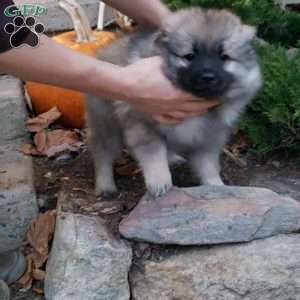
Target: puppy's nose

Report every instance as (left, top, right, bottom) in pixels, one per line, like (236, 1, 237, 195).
(201, 72, 217, 83)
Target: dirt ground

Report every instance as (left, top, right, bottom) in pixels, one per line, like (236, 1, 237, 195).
(11, 147, 300, 300)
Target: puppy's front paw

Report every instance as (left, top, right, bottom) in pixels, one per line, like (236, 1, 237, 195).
(202, 176, 225, 186)
(146, 171, 173, 198)
(99, 190, 119, 200)
(95, 174, 119, 199)
(96, 184, 118, 200)
(148, 182, 173, 198)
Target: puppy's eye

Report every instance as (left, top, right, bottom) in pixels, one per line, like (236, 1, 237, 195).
(217, 44, 231, 62)
(220, 53, 231, 62)
(183, 53, 195, 61)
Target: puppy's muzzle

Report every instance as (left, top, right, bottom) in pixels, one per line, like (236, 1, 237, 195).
(192, 69, 233, 97)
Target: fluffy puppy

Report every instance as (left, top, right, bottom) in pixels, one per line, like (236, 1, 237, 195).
(86, 8, 263, 198)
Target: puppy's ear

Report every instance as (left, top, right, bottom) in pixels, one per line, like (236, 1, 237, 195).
(241, 25, 256, 43)
(229, 24, 256, 47)
(154, 30, 169, 49)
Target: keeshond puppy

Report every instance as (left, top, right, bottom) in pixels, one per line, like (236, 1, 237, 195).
(86, 8, 263, 198)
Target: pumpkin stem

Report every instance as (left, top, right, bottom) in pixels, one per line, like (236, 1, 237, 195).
(59, 0, 95, 42)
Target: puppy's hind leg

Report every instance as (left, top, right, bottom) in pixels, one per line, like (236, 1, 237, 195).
(189, 149, 224, 186)
(125, 123, 172, 198)
(86, 96, 122, 198)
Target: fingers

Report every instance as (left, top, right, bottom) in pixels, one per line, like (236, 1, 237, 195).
(146, 98, 221, 124)
(178, 99, 219, 113)
(153, 98, 219, 115)
(166, 110, 208, 120)
(153, 115, 182, 125)
(154, 108, 208, 124)
(153, 99, 220, 124)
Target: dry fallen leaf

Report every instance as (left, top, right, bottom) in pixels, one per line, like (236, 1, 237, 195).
(19, 210, 56, 290)
(229, 131, 249, 155)
(20, 143, 42, 156)
(33, 287, 44, 295)
(93, 201, 124, 215)
(116, 161, 141, 176)
(33, 269, 46, 281)
(35, 129, 83, 157)
(18, 256, 34, 290)
(26, 107, 62, 133)
(22, 107, 85, 158)
(27, 210, 56, 267)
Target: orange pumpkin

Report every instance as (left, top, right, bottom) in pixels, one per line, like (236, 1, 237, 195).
(26, 0, 119, 129)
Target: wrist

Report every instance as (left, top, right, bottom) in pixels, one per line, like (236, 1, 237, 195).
(105, 65, 135, 101)
(115, 66, 145, 103)
(83, 60, 130, 101)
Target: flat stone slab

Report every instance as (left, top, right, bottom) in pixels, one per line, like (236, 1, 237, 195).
(131, 234, 300, 300)
(119, 186, 300, 245)
(45, 196, 132, 300)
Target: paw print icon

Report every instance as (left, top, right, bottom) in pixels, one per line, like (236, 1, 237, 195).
(4, 16, 45, 48)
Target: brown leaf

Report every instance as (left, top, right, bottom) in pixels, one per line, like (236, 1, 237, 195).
(26, 107, 62, 133)
(19, 211, 56, 289)
(33, 287, 44, 295)
(116, 161, 141, 176)
(20, 143, 42, 156)
(27, 210, 56, 268)
(34, 129, 83, 158)
(34, 130, 48, 154)
(116, 157, 130, 166)
(18, 256, 34, 290)
(92, 201, 124, 215)
(229, 131, 249, 155)
(33, 269, 46, 281)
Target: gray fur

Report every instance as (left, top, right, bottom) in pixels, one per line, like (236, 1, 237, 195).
(86, 8, 263, 198)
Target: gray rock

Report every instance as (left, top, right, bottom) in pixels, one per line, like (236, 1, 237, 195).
(0, 280, 10, 300)
(249, 171, 300, 201)
(119, 186, 300, 245)
(0, 154, 37, 253)
(0, 77, 28, 144)
(131, 234, 300, 300)
(45, 212, 132, 300)
(29, 0, 115, 32)
(0, 76, 38, 253)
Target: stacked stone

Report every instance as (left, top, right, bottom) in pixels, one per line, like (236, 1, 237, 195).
(46, 184, 300, 300)
(0, 76, 38, 254)
(121, 186, 300, 300)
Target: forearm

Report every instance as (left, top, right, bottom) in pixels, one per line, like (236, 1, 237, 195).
(103, 0, 170, 28)
(0, 35, 127, 99)
(0, 34, 218, 124)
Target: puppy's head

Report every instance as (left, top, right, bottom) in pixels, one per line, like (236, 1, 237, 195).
(158, 8, 259, 98)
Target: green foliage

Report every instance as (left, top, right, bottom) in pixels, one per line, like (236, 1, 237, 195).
(164, 0, 300, 47)
(241, 46, 300, 155)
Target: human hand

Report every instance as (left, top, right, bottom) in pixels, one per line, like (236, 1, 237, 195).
(120, 56, 219, 124)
